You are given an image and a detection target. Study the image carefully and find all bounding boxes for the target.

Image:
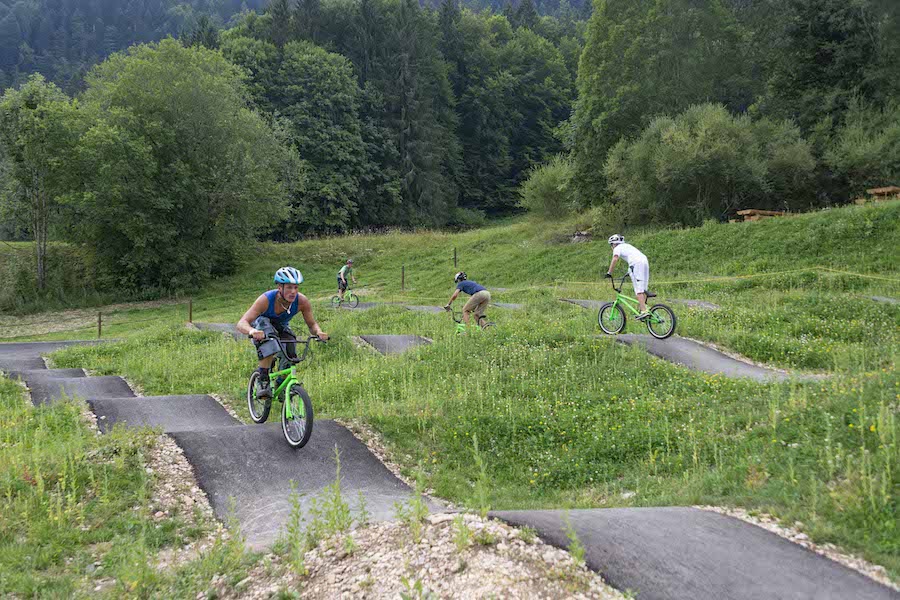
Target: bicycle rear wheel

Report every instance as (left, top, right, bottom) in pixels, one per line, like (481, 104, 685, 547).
(646, 304, 676, 339)
(246, 371, 271, 424)
(331, 296, 342, 309)
(282, 384, 314, 448)
(598, 303, 626, 334)
(347, 293, 359, 308)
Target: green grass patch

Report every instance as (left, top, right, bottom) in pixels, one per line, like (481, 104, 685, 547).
(10, 200, 900, 582)
(0, 376, 258, 597)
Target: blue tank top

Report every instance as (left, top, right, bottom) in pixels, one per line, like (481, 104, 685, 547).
(260, 289, 300, 326)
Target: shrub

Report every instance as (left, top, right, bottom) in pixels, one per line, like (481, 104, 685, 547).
(825, 99, 900, 198)
(604, 103, 816, 227)
(518, 154, 576, 217)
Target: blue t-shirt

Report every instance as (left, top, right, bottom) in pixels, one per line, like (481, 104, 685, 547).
(456, 280, 486, 296)
(260, 289, 300, 326)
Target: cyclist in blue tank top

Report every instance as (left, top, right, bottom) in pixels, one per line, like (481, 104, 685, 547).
(237, 266, 328, 399)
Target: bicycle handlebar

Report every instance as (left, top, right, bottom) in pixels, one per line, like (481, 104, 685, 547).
(247, 333, 325, 364)
(609, 272, 629, 293)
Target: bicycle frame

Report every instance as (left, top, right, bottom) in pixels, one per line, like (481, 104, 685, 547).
(447, 308, 489, 332)
(609, 273, 664, 323)
(262, 335, 318, 419)
(334, 288, 355, 306)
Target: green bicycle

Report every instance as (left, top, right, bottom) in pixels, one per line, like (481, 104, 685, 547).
(446, 307, 493, 333)
(331, 287, 360, 309)
(246, 334, 325, 448)
(598, 273, 676, 339)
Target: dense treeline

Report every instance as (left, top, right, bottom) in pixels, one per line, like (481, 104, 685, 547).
(0, 0, 585, 297)
(0, 0, 585, 93)
(216, 0, 578, 231)
(0, 0, 269, 93)
(567, 0, 900, 227)
(1, 0, 898, 302)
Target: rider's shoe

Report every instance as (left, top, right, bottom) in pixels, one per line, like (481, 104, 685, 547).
(256, 377, 272, 399)
(636, 311, 651, 321)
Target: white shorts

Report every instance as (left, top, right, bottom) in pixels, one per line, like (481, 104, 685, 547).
(629, 262, 650, 294)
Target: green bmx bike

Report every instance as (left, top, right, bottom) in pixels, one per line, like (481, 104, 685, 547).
(246, 334, 325, 448)
(446, 307, 493, 333)
(598, 273, 676, 339)
(331, 288, 360, 309)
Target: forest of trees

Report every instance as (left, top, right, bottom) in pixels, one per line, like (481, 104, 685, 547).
(0, 0, 898, 298)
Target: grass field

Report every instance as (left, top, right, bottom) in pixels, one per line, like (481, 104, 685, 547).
(2, 201, 899, 593)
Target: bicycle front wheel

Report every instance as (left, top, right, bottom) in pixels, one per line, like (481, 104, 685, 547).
(646, 304, 676, 339)
(347, 293, 359, 308)
(598, 303, 626, 334)
(282, 384, 314, 448)
(246, 371, 270, 424)
(331, 296, 342, 309)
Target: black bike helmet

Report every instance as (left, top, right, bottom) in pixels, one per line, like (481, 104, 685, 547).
(454, 271, 467, 283)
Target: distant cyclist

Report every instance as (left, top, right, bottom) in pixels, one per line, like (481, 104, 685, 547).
(445, 272, 491, 327)
(236, 267, 329, 399)
(337, 259, 356, 302)
(605, 234, 650, 320)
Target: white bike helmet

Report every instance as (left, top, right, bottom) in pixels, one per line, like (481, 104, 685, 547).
(454, 271, 467, 283)
(274, 266, 303, 284)
(608, 234, 625, 245)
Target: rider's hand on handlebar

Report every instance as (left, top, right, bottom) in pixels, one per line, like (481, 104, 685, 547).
(250, 328, 266, 341)
(315, 332, 329, 342)
(604, 272, 613, 279)
(443, 305, 451, 311)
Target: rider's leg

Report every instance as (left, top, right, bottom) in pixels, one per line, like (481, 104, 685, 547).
(631, 263, 650, 314)
(472, 290, 491, 327)
(637, 292, 647, 313)
(338, 277, 346, 300)
(251, 317, 279, 397)
(278, 324, 298, 360)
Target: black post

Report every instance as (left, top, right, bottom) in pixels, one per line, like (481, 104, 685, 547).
(97, 312, 102, 339)
(453, 247, 457, 268)
(189, 299, 193, 323)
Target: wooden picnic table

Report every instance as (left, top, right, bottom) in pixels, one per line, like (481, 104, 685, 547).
(856, 186, 900, 205)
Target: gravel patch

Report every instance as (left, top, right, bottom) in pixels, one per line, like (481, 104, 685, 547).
(697, 506, 898, 591)
(230, 514, 626, 599)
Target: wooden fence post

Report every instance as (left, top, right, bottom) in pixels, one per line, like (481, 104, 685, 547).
(189, 299, 193, 323)
(453, 247, 457, 268)
(97, 312, 102, 339)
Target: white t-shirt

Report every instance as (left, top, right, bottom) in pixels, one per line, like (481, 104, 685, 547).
(612, 243, 648, 267)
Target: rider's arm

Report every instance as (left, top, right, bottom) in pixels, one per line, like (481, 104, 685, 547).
(237, 295, 269, 340)
(445, 289, 460, 308)
(298, 295, 329, 341)
(607, 255, 619, 275)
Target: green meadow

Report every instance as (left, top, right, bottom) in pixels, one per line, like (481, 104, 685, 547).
(2, 201, 899, 594)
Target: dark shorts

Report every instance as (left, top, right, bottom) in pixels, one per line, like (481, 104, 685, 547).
(337, 277, 348, 291)
(251, 316, 297, 360)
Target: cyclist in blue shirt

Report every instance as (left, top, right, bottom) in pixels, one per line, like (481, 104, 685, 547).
(444, 272, 491, 327)
(236, 266, 328, 399)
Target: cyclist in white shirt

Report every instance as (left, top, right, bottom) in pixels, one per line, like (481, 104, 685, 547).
(605, 234, 651, 320)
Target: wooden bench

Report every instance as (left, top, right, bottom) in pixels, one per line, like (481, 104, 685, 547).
(729, 209, 786, 223)
(855, 186, 900, 205)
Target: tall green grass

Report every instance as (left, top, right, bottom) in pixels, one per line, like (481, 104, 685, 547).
(52, 273, 900, 576)
(9, 200, 900, 580)
(0, 377, 258, 597)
